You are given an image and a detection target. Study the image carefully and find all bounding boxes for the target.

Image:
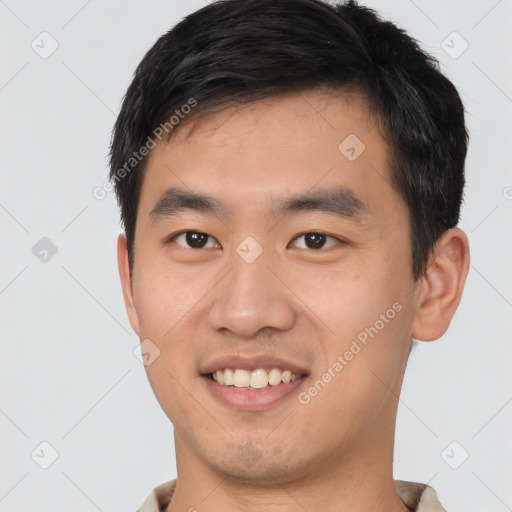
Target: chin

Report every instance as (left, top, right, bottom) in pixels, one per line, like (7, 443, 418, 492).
(204, 441, 310, 485)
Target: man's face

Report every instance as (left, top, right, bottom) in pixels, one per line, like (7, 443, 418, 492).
(122, 89, 421, 482)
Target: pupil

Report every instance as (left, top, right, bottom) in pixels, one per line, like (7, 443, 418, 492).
(187, 232, 208, 248)
(305, 233, 325, 249)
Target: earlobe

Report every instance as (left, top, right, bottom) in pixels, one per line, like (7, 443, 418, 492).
(117, 232, 141, 336)
(411, 228, 470, 342)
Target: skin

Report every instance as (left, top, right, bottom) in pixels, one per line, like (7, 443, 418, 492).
(117, 88, 470, 512)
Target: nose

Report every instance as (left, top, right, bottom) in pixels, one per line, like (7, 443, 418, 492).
(207, 252, 297, 338)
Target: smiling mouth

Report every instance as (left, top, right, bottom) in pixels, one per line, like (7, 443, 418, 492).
(204, 368, 307, 389)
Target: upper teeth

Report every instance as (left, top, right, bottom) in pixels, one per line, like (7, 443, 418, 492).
(211, 368, 303, 388)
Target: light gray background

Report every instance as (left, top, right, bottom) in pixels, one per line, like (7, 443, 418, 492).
(1, 0, 511, 510)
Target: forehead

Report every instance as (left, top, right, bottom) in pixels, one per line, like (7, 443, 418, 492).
(138, 89, 403, 227)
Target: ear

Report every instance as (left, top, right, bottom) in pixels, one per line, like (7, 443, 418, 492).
(411, 228, 470, 342)
(117, 232, 141, 336)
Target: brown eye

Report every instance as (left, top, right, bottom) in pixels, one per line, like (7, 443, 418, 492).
(291, 232, 341, 250)
(171, 231, 220, 249)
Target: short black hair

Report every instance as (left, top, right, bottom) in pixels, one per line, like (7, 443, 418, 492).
(109, 0, 468, 281)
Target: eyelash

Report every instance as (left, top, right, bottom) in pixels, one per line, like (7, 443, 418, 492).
(166, 231, 345, 250)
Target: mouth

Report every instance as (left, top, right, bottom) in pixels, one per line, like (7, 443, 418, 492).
(200, 365, 309, 410)
(205, 367, 306, 389)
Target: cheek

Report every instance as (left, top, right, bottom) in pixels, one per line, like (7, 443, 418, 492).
(290, 262, 395, 335)
(131, 267, 208, 397)
(144, 362, 203, 432)
(297, 261, 410, 377)
(132, 263, 206, 339)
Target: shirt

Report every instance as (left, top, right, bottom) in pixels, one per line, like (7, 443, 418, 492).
(136, 478, 448, 512)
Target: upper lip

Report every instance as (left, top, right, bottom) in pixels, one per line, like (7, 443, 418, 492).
(200, 355, 310, 376)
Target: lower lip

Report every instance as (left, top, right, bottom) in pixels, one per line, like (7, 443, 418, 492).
(201, 375, 307, 410)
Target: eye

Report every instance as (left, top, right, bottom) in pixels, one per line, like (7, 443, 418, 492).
(167, 231, 343, 250)
(290, 232, 343, 250)
(170, 231, 220, 249)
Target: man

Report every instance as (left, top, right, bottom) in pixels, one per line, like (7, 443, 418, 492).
(109, 0, 470, 510)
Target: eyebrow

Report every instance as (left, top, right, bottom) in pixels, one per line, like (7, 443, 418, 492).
(148, 185, 370, 224)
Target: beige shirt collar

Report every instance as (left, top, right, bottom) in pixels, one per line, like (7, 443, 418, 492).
(136, 478, 448, 512)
